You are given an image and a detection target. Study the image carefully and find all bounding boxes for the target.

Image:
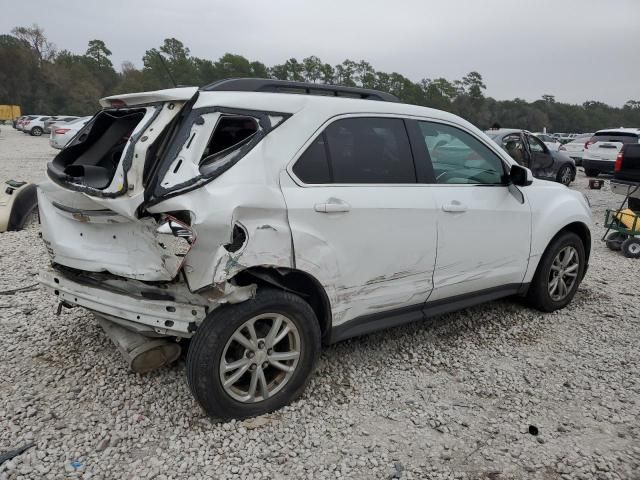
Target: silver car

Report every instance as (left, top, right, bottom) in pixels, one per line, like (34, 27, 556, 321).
(486, 129, 576, 186)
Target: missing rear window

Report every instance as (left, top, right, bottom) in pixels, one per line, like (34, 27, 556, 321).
(199, 116, 259, 167)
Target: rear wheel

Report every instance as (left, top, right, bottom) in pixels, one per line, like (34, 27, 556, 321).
(584, 168, 599, 177)
(30, 126, 43, 136)
(556, 165, 573, 186)
(621, 237, 640, 259)
(605, 232, 626, 251)
(186, 288, 320, 419)
(526, 232, 585, 312)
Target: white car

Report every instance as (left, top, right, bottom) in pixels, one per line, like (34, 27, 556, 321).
(558, 133, 593, 165)
(37, 79, 592, 419)
(49, 116, 92, 149)
(22, 115, 52, 136)
(533, 133, 562, 151)
(582, 128, 640, 177)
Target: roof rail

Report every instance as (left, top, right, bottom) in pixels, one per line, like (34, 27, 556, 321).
(200, 78, 399, 102)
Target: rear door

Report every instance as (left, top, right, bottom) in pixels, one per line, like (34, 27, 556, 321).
(416, 120, 531, 301)
(281, 115, 438, 326)
(586, 131, 640, 162)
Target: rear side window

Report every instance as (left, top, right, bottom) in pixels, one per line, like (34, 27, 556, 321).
(293, 117, 416, 184)
(592, 132, 639, 144)
(200, 116, 259, 166)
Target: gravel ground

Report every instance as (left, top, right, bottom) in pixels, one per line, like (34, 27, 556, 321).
(0, 126, 639, 480)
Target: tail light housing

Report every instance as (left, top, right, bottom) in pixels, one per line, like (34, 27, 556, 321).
(614, 151, 624, 172)
(584, 137, 596, 149)
(54, 128, 70, 135)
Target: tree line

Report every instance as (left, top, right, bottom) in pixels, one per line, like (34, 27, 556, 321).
(1, 24, 639, 132)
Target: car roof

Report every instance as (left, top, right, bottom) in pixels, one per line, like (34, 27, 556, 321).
(594, 127, 640, 134)
(485, 128, 527, 136)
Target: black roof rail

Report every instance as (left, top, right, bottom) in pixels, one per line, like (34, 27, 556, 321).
(200, 78, 399, 102)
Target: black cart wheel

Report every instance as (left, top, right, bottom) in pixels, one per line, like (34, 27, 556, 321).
(621, 237, 640, 259)
(186, 288, 321, 420)
(605, 232, 626, 251)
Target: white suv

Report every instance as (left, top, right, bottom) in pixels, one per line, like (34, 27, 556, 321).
(22, 115, 52, 136)
(38, 79, 592, 419)
(582, 128, 640, 176)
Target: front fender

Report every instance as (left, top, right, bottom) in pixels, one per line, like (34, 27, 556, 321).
(523, 184, 592, 283)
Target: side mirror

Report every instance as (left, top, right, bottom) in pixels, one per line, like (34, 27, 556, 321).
(510, 164, 533, 186)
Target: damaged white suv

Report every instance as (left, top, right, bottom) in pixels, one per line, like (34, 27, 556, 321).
(38, 79, 592, 419)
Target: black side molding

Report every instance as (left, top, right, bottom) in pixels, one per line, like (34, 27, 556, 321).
(328, 283, 528, 344)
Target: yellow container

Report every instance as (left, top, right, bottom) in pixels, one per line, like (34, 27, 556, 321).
(616, 209, 640, 231)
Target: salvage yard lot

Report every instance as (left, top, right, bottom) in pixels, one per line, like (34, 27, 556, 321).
(0, 127, 639, 479)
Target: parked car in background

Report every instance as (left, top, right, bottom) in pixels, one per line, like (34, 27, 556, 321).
(37, 79, 592, 419)
(16, 115, 41, 131)
(44, 116, 79, 134)
(582, 128, 640, 177)
(22, 115, 52, 136)
(49, 116, 91, 149)
(486, 129, 576, 185)
(558, 133, 593, 165)
(533, 133, 562, 151)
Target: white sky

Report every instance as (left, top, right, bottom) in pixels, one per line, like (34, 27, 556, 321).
(2, 0, 639, 105)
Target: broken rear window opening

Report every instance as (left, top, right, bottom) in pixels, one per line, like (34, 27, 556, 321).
(47, 108, 147, 191)
(199, 115, 260, 173)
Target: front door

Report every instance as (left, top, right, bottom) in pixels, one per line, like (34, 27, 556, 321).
(416, 120, 532, 301)
(280, 116, 439, 327)
(526, 133, 555, 179)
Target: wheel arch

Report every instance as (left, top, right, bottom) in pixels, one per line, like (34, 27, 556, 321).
(232, 266, 333, 344)
(531, 221, 591, 280)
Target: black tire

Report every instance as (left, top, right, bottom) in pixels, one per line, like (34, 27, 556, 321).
(526, 231, 585, 312)
(605, 232, 626, 251)
(556, 165, 573, 186)
(621, 237, 640, 259)
(584, 168, 599, 177)
(30, 126, 43, 136)
(186, 288, 321, 420)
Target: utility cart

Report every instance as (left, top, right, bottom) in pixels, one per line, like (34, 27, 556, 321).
(605, 144, 640, 258)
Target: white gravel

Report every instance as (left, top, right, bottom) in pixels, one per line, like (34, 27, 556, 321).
(0, 126, 639, 479)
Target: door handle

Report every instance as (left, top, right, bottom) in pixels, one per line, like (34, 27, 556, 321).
(442, 201, 467, 213)
(314, 200, 351, 213)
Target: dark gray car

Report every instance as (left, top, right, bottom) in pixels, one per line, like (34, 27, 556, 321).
(485, 129, 576, 185)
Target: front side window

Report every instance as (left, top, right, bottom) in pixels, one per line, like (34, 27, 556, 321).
(419, 121, 505, 184)
(528, 135, 546, 153)
(292, 117, 416, 184)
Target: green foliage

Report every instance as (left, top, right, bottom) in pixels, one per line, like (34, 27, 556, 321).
(2, 24, 640, 131)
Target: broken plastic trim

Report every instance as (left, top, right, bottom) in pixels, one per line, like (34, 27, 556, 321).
(45, 103, 164, 198)
(143, 106, 292, 207)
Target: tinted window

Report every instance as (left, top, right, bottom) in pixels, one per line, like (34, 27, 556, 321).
(419, 121, 505, 184)
(292, 135, 331, 183)
(592, 132, 639, 144)
(324, 117, 415, 183)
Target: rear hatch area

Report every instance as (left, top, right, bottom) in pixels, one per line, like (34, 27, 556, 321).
(585, 131, 639, 162)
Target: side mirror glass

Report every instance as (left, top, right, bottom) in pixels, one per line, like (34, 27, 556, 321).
(510, 164, 533, 186)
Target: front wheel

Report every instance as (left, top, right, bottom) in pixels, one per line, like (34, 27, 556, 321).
(186, 288, 321, 420)
(621, 237, 640, 259)
(584, 168, 599, 177)
(556, 165, 573, 186)
(526, 232, 585, 312)
(30, 126, 43, 136)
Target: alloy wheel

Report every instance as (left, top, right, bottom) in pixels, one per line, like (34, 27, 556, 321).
(219, 313, 301, 403)
(548, 245, 579, 301)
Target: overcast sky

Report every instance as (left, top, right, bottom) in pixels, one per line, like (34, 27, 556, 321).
(2, 0, 639, 106)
